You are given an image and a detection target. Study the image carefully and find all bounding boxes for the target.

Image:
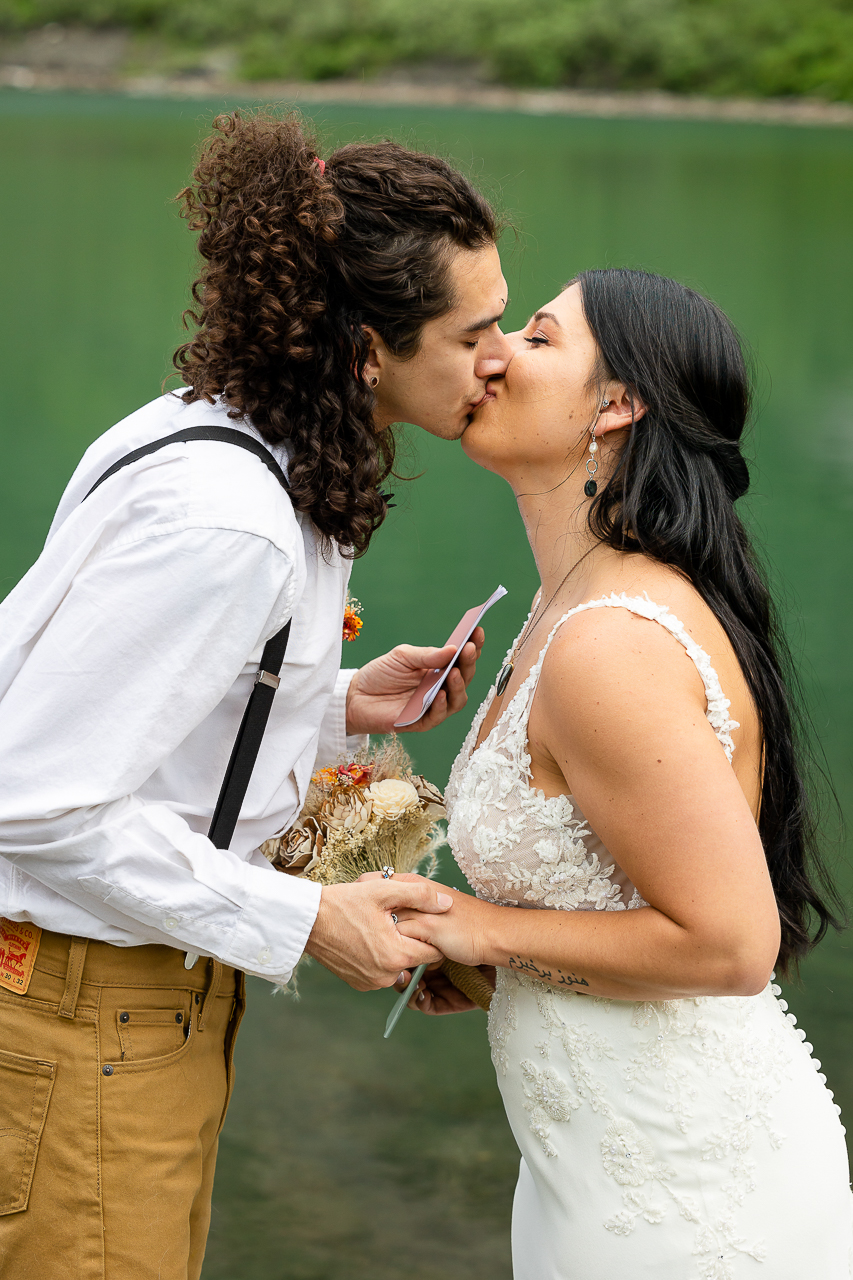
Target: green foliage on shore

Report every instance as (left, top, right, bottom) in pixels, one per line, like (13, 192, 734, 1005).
(2, 0, 853, 101)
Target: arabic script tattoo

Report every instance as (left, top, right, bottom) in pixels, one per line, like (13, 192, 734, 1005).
(508, 956, 590, 989)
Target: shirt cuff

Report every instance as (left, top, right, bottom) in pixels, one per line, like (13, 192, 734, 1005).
(231, 863, 322, 984)
(314, 668, 368, 768)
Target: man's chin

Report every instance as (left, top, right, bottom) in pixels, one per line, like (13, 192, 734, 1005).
(432, 416, 471, 441)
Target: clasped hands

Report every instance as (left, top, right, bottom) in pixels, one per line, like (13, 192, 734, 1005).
(304, 626, 492, 1010)
(304, 873, 495, 1016)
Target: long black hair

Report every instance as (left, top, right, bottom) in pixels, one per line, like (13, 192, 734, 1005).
(574, 267, 844, 976)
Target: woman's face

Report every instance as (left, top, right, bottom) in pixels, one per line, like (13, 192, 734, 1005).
(461, 282, 602, 484)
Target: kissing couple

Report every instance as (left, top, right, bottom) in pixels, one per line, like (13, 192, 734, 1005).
(0, 110, 849, 1280)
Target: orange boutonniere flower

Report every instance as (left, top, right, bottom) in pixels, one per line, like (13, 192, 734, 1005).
(343, 593, 363, 642)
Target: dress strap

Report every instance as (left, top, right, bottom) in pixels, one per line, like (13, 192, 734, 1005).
(529, 593, 739, 761)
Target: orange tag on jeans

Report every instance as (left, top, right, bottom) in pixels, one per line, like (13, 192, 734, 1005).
(0, 918, 42, 995)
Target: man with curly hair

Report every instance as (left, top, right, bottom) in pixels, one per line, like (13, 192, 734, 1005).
(0, 112, 510, 1278)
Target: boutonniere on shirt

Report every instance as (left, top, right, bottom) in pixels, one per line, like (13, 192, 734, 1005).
(342, 593, 363, 642)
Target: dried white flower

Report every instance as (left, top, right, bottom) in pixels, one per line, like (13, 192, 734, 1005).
(365, 778, 420, 821)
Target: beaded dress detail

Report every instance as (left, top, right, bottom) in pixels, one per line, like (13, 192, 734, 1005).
(445, 595, 852, 1280)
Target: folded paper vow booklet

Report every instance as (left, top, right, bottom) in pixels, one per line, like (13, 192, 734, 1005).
(393, 585, 508, 728)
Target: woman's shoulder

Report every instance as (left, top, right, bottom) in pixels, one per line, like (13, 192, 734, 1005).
(556, 561, 732, 667)
(541, 562, 736, 707)
(538, 558, 758, 755)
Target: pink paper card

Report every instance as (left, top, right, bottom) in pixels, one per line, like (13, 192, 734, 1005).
(393, 585, 508, 728)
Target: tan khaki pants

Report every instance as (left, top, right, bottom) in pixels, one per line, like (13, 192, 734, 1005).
(0, 929, 245, 1279)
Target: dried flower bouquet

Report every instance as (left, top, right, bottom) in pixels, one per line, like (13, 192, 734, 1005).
(260, 737, 492, 1011)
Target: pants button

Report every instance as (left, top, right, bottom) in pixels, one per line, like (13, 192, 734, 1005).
(119, 1011, 130, 1023)
(102, 1064, 114, 1076)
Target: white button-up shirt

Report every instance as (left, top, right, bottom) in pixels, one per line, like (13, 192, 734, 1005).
(0, 392, 364, 984)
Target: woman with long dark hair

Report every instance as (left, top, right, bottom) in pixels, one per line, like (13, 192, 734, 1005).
(394, 269, 851, 1276)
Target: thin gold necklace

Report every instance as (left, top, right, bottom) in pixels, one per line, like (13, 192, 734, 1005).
(495, 547, 595, 697)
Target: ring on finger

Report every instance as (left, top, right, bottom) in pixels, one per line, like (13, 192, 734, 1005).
(381, 865, 395, 879)
(391, 913, 398, 924)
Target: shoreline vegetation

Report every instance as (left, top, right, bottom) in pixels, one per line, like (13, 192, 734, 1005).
(1, 5, 853, 127)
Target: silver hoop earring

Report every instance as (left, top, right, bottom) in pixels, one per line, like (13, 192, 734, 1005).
(584, 426, 600, 498)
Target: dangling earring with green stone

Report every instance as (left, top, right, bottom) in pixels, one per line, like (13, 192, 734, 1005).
(584, 402, 608, 497)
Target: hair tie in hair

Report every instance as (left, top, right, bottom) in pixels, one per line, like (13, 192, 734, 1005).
(315, 157, 326, 175)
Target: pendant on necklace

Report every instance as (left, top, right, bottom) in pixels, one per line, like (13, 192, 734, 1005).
(495, 662, 513, 697)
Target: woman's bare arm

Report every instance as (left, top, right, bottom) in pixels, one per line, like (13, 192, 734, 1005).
(396, 608, 781, 1003)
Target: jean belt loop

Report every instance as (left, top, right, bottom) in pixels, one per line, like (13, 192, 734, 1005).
(197, 958, 223, 1032)
(58, 937, 89, 1019)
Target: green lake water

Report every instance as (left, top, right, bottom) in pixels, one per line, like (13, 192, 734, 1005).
(1, 91, 851, 1278)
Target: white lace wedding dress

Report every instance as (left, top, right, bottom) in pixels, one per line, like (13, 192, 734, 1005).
(445, 595, 852, 1280)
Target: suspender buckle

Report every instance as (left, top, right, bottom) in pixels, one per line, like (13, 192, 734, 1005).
(255, 669, 281, 690)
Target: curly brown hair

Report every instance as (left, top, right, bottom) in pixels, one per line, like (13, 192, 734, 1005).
(174, 110, 498, 556)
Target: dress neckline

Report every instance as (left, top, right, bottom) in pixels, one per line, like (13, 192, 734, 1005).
(470, 592, 739, 764)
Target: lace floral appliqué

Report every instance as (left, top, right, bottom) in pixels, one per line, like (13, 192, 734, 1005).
(443, 596, 820, 1279)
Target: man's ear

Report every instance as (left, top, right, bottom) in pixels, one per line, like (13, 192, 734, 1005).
(596, 384, 646, 437)
(362, 325, 388, 384)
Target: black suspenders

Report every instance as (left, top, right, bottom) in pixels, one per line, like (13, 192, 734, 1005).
(84, 426, 293, 851)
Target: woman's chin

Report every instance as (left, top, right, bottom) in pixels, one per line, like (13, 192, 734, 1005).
(460, 420, 503, 473)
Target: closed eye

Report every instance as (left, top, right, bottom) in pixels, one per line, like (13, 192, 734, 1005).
(524, 335, 548, 346)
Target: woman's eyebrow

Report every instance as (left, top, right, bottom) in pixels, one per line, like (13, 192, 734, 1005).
(530, 309, 561, 327)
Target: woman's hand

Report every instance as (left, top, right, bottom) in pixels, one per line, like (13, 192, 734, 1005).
(393, 882, 490, 967)
(393, 962, 497, 1016)
(345, 628, 484, 735)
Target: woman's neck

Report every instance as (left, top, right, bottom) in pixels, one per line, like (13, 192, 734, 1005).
(513, 440, 608, 601)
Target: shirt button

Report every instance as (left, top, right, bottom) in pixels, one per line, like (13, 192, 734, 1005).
(258, 946, 272, 964)
(163, 916, 179, 930)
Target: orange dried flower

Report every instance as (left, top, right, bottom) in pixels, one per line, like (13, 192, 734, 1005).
(343, 593, 363, 642)
(338, 763, 373, 787)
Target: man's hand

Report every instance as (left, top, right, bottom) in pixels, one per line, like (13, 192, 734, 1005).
(345, 627, 484, 735)
(303, 879, 453, 991)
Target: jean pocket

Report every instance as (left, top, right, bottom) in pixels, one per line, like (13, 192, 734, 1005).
(115, 1006, 189, 1063)
(0, 1049, 56, 1215)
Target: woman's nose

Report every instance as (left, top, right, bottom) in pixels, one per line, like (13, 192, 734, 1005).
(475, 328, 514, 379)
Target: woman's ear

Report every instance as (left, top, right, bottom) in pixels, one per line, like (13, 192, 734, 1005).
(595, 385, 646, 436)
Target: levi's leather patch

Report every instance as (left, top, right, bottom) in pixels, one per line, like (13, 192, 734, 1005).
(0, 918, 42, 995)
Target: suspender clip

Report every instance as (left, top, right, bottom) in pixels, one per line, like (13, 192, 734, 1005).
(255, 669, 280, 690)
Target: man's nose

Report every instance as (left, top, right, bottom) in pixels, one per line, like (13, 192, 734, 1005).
(503, 328, 529, 357)
(475, 328, 514, 379)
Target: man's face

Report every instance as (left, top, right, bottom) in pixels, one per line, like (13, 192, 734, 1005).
(369, 242, 512, 440)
